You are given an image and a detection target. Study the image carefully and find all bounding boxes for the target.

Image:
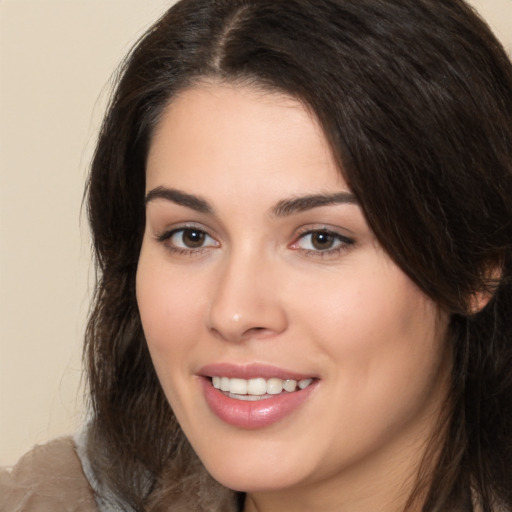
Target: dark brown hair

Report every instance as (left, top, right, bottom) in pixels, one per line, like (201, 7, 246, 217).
(85, 0, 512, 510)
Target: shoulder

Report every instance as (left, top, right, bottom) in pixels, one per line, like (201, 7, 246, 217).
(0, 436, 97, 512)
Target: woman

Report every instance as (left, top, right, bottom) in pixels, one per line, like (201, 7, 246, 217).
(2, 0, 511, 510)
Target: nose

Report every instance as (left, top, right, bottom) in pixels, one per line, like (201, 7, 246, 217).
(206, 250, 288, 343)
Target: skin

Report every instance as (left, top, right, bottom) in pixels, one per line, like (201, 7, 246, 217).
(136, 83, 452, 512)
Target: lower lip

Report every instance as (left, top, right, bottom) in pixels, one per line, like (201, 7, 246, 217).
(201, 377, 317, 429)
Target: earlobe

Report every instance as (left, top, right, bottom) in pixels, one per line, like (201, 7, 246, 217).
(467, 265, 502, 315)
(468, 290, 493, 315)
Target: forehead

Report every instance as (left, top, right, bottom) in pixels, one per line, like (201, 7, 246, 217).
(146, 83, 347, 199)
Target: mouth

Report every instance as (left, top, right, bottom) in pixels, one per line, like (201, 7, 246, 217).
(211, 376, 314, 401)
(199, 364, 318, 429)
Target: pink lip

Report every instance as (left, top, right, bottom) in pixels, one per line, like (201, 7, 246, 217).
(198, 364, 318, 429)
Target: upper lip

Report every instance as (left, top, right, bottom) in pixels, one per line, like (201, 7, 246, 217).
(198, 363, 316, 381)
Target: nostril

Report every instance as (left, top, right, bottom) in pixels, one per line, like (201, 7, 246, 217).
(243, 326, 273, 339)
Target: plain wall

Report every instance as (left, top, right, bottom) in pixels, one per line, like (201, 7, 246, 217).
(0, 0, 178, 466)
(0, 0, 511, 467)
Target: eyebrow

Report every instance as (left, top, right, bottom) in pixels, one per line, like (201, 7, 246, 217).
(144, 186, 357, 216)
(271, 192, 358, 217)
(145, 186, 213, 214)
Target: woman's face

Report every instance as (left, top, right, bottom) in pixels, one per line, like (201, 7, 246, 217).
(137, 83, 451, 507)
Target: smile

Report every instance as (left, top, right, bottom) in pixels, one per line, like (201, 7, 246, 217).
(212, 376, 314, 400)
(200, 367, 318, 429)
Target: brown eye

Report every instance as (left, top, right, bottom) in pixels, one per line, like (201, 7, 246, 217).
(310, 231, 336, 250)
(181, 229, 206, 248)
(165, 228, 218, 250)
(293, 229, 353, 254)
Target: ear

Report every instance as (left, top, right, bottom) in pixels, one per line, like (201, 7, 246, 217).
(467, 265, 502, 315)
(468, 290, 493, 314)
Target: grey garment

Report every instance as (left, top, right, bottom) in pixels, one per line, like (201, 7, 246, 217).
(74, 429, 138, 512)
(0, 436, 97, 512)
(74, 428, 241, 512)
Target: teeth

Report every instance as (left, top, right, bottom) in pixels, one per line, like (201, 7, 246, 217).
(267, 378, 283, 395)
(298, 378, 313, 389)
(229, 378, 247, 395)
(247, 378, 266, 395)
(283, 379, 297, 392)
(211, 376, 313, 396)
(220, 377, 230, 392)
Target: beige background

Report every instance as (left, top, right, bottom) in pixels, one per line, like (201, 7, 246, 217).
(1, 0, 511, 467)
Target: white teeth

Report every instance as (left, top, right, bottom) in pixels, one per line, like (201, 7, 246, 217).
(298, 378, 313, 389)
(220, 377, 230, 392)
(211, 376, 313, 396)
(247, 378, 267, 395)
(283, 379, 297, 392)
(228, 393, 265, 401)
(229, 378, 247, 395)
(266, 378, 283, 395)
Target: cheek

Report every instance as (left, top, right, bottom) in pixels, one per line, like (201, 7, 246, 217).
(136, 249, 205, 368)
(300, 258, 448, 408)
(295, 267, 449, 469)
(306, 257, 440, 356)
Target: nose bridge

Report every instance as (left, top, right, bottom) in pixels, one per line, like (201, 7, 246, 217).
(207, 244, 287, 341)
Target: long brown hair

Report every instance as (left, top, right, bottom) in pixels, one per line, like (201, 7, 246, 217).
(85, 1, 512, 510)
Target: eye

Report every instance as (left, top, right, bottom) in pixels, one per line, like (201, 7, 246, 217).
(158, 227, 219, 251)
(292, 229, 353, 253)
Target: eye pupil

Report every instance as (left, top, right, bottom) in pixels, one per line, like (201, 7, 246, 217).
(183, 229, 205, 248)
(312, 232, 334, 250)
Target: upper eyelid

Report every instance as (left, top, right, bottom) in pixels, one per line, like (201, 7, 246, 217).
(293, 224, 355, 239)
(149, 213, 223, 237)
(157, 226, 217, 242)
(155, 221, 213, 237)
(294, 230, 353, 244)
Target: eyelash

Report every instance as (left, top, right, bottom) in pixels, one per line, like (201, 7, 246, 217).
(156, 226, 219, 256)
(156, 226, 354, 258)
(290, 228, 354, 258)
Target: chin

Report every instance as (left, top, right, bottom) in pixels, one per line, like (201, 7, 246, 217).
(208, 466, 303, 494)
(193, 440, 312, 494)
